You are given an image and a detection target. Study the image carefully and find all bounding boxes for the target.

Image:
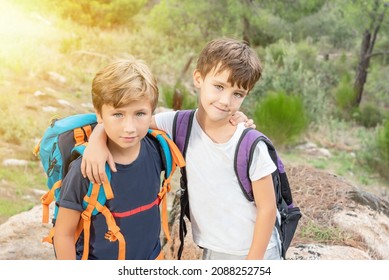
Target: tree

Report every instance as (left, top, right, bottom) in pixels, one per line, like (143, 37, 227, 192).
(353, 0, 389, 106)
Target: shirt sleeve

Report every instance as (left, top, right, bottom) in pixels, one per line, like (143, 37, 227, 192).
(154, 111, 177, 138)
(57, 158, 89, 212)
(249, 140, 277, 182)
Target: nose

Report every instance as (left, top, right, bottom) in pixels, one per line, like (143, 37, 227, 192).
(123, 117, 135, 133)
(219, 92, 231, 106)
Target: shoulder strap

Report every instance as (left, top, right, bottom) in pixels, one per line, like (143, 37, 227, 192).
(147, 129, 185, 242)
(172, 110, 196, 156)
(235, 128, 294, 207)
(172, 109, 195, 260)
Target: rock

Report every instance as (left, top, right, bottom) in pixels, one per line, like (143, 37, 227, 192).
(286, 244, 371, 260)
(2, 159, 28, 167)
(333, 207, 389, 259)
(0, 204, 55, 260)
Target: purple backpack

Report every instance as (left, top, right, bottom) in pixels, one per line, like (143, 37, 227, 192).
(172, 109, 301, 259)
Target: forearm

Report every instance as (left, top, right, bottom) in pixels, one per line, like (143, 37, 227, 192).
(89, 123, 107, 144)
(246, 207, 276, 260)
(53, 207, 81, 260)
(54, 234, 77, 260)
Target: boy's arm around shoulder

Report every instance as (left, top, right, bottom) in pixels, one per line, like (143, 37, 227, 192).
(246, 174, 277, 260)
(81, 123, 116, 184)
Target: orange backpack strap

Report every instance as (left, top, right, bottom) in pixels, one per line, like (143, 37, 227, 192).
(73, 125, 93, 146)
(158, 180, 171, 241)
(80, 182, 101, 260)
(40, 180, 62, 224)
(149, 129, 186, 242)
(99, 204, 126, 260)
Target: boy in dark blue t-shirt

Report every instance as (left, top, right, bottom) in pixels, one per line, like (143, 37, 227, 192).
(54, 58, 166, 260)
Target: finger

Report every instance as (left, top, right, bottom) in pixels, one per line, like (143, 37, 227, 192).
(85, 164, 96, 184)
(92, 163, 102, 184)
(108, 153, 117, 173)
(231, 111, 241, 120)
(244, 119, 254, 127)
(98, 164, 106, 184)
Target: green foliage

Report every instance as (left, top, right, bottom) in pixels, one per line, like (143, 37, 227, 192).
(252, 91, 309, 147)
(299, 221, 347, 244)
(159, 85, 197, 111)
(248, 41, 329, 123)
(353, 103, 385, 128)
(259, 0, 327, 23)
(148, 0, 239, 48)
(359, 119, 389, 180)
(333, 74, 357, 119)
(377, 119, 389, 164)
(293, 4, 356, 49)
(45, 0, 146, 28)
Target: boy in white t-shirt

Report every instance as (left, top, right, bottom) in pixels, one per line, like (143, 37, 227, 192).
(81, 38, 281, 260)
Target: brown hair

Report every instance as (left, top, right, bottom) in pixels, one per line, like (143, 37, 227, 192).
(196, 38, 262, 92)
(92, 58, 158, 114)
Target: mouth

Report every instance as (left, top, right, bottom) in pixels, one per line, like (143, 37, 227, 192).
(213, 104, 229, 113)
(120, 136, 137, 142)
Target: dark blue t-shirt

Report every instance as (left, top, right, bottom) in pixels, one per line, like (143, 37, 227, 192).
(58, 136, 163, 260)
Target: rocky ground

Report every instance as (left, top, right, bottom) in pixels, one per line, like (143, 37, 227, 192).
(0, 164, 388, 260)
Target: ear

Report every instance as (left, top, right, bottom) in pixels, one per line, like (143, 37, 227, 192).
(193, 70, 202, 89)
(95, 109, 103, 124)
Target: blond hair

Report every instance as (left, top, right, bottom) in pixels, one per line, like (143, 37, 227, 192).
(92, 58, 158, 114)
(196, 38, 262, 92)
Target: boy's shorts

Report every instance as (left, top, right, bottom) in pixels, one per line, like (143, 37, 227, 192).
(202, 245, 282, 260)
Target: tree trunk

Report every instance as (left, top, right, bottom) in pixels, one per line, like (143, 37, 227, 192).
(353, 30, 372, 106)
(353, 1, 388, 107)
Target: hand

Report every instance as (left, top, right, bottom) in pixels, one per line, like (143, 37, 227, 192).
(80, 124, 116, 184)
(229, 111, 256, 129)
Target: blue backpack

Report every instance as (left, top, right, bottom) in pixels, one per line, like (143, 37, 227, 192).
(172, 109, 301, 259)
(33, 113, 185, 260)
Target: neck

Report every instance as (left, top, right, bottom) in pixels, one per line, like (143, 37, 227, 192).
(107, 140, 141, 165)
(196, 108, 237, 143)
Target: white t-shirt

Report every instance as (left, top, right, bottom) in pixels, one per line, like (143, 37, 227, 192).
(155, 110, 280, 255)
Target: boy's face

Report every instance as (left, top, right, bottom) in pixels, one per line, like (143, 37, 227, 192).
(194, 67, 248, 122)
(96, 100, 153, 155)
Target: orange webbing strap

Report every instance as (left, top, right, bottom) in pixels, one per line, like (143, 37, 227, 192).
(79, 179, 115, 260)
(73, 125, 92, 147)
(80, 182, 101, 260)
(149, 129, 186, 169)
(99, 203, 126, 260)
(101, 179, 114, 200)
(158, 178, 174, 241)
(40, 180, 62, 224)
(73, 127, 85, 146)
(42, 227, 55, 244)
(155, 250, 164, 260)
(33, 139, 41, 157)
(83, 125, 93, 141)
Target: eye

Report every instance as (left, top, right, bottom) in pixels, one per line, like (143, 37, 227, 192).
(215, 84, 223, 91)
(113, 112, 123, 118)
(136, 112, 146, 117)
(234, 92, 245, 99)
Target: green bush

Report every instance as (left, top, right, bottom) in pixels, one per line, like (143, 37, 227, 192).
(333, 74, 356, 119)
(252, 91, 309, 147)
(45, 0, 146, 28)
(353, 103, 385, 128)
(376, 119, 389, 178)
(159, 84, 197, 110)
(360, 119, 389, 180)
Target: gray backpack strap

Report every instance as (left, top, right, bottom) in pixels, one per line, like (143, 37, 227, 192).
(172, 109, 195, 260)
